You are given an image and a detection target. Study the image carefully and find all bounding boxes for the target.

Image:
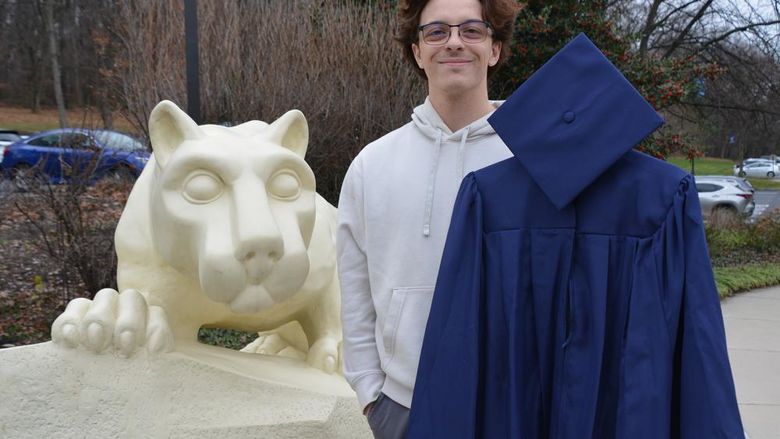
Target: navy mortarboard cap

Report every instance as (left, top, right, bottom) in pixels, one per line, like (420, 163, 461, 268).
(488, 33, 664, 210)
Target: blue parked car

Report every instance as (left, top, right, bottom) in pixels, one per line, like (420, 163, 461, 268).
(1, 128, 150, 184)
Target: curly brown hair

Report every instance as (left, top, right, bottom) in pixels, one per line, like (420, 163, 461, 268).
(395, 0, 523, 79)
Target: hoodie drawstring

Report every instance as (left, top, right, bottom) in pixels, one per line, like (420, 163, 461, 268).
(422, 127, 470, 237)
(423, 130, 443, 237)
(456, 126, 469, 181)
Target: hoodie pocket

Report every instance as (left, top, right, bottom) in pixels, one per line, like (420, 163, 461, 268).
(381, 286, 435, 380)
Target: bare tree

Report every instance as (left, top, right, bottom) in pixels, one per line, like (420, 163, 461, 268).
(11, 150, 131, 302)
(610, 0, 780, 158)
(0, 0, 49, 112)
(614, 0, 780, 60)
(111, 0, 186, 142)
(112, 0, 423, 202)
(42, 0, 68, 127)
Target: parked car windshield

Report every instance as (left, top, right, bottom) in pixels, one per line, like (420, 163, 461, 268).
(93, 130, 145, 152)
(27, 134, 61, 147)
(25, 131, 94, 149)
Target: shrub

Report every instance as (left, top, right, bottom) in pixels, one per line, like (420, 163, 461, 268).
(11, 161, 132, 303)
(114, 0, 425, 204)
(706, 208, 780, 267)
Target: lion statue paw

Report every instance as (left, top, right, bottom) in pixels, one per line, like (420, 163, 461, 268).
(51, 288, 174, 356)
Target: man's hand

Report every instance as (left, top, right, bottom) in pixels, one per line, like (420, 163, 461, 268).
(363, 400, 376, 416)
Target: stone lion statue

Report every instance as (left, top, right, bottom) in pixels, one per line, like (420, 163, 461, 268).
(50, 100, 342, 374)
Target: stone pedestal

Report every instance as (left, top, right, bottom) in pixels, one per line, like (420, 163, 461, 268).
(0, 342, 371, 438)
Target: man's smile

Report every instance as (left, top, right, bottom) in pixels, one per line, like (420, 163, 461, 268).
(439, 58, 472, 66)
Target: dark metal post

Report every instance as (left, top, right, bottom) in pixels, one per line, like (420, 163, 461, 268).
(184, 0, 201, 123)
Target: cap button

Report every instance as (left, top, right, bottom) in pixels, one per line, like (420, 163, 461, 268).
(562, 111, 576, 123)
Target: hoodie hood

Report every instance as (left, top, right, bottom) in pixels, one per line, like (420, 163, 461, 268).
(411, 98, 502, 237)
(411, 97, 500, 141)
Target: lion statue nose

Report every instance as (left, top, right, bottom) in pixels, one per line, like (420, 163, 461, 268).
(235, 235, 284, 283)
(242, 250, 281, 263)
(234, 218, 284, 259)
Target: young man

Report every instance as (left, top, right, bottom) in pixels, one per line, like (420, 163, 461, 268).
(337, 0, 521, 437)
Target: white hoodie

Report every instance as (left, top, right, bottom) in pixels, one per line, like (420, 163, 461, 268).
(337, 98, 512, 409)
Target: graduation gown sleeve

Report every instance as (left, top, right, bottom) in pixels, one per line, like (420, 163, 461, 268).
(670, 176, 743, 437)
(406, 173, 484, 439)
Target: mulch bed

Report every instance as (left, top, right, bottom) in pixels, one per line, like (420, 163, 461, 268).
(0, 180, 129, 347)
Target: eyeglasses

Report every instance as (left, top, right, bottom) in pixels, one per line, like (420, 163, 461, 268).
(417, 20, 493, 45)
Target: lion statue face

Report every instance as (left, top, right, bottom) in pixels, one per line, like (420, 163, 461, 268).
(146, 102, 316, 313)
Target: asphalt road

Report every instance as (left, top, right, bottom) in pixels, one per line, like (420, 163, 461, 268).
(751, 191, 780, 220)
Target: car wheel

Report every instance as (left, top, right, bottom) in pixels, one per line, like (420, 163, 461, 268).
(103, 166, 135, 184)
(11, 164, 38, 192)
(768, 171, 776, 178)
(738, 171, 747, 177)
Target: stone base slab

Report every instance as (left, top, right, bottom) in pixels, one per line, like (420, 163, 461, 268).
(0, 342, 371, 438)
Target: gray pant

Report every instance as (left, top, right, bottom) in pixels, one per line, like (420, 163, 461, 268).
(366, 393, 409, 439)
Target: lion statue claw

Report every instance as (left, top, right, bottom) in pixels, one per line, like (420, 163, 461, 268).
(51, 100, 342, 374)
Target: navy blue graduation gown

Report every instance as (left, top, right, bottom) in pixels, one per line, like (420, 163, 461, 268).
(407, 34, 743, 439)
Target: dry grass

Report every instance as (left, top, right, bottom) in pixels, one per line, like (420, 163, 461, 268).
(0, 104, 138, 135)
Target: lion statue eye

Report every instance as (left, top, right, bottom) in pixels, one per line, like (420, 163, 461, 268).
(182, 172, 224, 204)
(268, 170, 301, 200)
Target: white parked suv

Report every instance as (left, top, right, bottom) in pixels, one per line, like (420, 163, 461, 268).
(694, 175, 755, 218)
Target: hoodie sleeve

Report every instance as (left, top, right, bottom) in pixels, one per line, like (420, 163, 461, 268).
(407, 173, 484, 438)
(336, 157, 385, 409)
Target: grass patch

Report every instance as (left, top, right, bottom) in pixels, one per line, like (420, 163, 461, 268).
(742, 178, 780, 190)
(714, 263, 780, 299)
(667, 155, 780, 190)
(198, 327, 259, 350)
(667, 155, 734, 175)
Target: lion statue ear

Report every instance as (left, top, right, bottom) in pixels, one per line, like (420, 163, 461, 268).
(265, 110, 308, 159)
(149, 100, 203, 168)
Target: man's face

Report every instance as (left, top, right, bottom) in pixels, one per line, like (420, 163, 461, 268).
(412, 0, 501, 96)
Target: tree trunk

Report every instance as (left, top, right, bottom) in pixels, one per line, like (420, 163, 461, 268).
(30, 48, 43, 113)
(719, 117, 727, 158)
(98, 93, 114, 129)
(44, 0, 68, 128)
(69, 1, 84, 108)
(638, 0, 664, 59)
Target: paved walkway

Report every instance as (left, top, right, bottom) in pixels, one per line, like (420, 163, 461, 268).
(723, 286, 780, 439)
